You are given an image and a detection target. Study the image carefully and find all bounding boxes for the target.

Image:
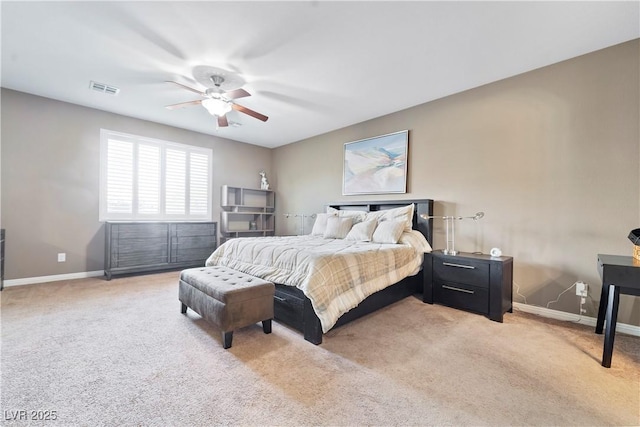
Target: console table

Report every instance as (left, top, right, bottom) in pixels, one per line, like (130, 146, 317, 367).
(595, 254, 640, 368)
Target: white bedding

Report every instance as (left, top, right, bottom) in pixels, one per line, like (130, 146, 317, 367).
(205, 233, 430, 332)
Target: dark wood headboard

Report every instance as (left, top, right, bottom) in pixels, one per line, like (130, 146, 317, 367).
(327, 199, 434, 246)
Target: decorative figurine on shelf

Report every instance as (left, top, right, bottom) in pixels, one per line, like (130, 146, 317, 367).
(259, 171, 270, 190)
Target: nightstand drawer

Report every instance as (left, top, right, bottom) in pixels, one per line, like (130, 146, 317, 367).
(433, 257, 490, 288)
(434, 281, 488, 314)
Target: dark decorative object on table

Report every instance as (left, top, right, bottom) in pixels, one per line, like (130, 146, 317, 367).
(628, 228, 640, 260)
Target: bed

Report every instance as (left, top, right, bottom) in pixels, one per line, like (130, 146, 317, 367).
(205, 199, 434, 344)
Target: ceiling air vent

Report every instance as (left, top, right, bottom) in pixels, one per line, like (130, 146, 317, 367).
(89, 81, 120, 95)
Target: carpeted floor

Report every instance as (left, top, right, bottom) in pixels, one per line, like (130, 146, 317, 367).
(1, 271, 638, 426)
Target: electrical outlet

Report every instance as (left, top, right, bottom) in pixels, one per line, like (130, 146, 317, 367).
(57, 253, 66, 262)
(575, 281, 588, 297)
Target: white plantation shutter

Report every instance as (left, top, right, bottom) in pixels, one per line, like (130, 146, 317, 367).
(189, 152, 209, 215)
(99, 129, 212, 221)
(106, 139, 133, 214)
(137, 143, 161, 215)
(165, 148, 186, 215)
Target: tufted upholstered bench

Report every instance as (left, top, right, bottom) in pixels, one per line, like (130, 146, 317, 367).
(179, 266, 275, 349)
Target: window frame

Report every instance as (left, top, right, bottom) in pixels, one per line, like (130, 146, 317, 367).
(99, 129, 213, 222)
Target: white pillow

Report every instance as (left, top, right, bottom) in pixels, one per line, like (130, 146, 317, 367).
(311, 213, 334, 236)
(364, 204, 414, 232)
(398, 230, 432, 253)
(372, 219, 406, 244)
(323, 216, 353, 239)
(345, 219, 377, 242)
(326, 207, 367, 225)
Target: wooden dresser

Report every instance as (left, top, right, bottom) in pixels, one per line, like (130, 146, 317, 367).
(104, 222, 217, 280)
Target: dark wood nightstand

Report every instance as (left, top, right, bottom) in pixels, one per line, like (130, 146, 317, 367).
(423, 250, 513, 322)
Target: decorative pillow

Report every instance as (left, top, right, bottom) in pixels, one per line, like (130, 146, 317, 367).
(323, 216, 353, 239)
(398, 230, 432, 253)
(372, 219, 406, 244)
(364, 204, 414, 232)
(326, 207, 367, 225)
(311, 213, 334, 236)
(345, 219, 377, 242)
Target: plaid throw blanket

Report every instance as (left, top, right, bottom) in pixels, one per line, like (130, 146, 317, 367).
(205, 235, 423, 332)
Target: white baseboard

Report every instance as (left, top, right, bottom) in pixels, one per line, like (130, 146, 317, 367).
(513, 302, 640, 337)
(3, 270, 104, 287)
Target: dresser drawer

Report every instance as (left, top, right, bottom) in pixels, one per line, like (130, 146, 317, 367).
(114, 223, 169, 238)
(173, 223, 216, 237)
(274, 286, 304, 330)
(433, 257, 490, 288)
(434, 281, 488, 315)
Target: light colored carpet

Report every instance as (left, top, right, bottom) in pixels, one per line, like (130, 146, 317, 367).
(1, 271, 638, 426)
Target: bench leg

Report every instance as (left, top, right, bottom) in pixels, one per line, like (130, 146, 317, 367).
(223, 331, 233, 349)
(180, 303, 187, 314)
(262, 319, 272, 334)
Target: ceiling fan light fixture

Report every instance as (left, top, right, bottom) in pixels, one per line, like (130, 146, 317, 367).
(202, 98, 232, 116)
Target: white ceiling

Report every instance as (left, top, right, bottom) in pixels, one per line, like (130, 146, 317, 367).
(2, 1, 638, 148)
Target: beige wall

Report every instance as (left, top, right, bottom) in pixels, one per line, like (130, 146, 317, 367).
(2, 40, 638, 325)
(273, 40, 640, 324)
(1, 89, 272, 279)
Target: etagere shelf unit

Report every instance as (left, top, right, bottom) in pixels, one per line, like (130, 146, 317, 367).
(220, 185, 275, 244)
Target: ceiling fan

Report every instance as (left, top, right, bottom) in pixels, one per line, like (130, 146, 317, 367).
(165, 72, 268, 128)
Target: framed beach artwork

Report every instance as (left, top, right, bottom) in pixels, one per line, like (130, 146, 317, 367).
(342, 130, 409, 195)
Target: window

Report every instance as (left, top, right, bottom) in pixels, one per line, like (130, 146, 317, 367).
(99, 129, 213, 221)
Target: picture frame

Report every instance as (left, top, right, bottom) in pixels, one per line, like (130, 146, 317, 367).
(342, 130, 408, 195)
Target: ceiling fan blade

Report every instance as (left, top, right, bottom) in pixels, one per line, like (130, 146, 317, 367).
(166, 81, 205, 96)
(165, 99, 203, 110)
(217, 115, 229, 127)
(232, 103, 269, 122)
(224, 88, 251, 99)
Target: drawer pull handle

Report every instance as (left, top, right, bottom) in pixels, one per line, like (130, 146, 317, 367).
(442, 262, 475, 270)
(274, 295, 287, 302)
(442, 284, 475, 294)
